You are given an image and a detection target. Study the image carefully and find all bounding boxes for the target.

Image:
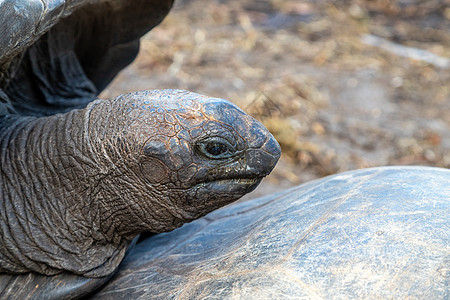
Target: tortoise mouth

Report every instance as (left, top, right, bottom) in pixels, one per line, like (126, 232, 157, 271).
(194, 177, 263, 195)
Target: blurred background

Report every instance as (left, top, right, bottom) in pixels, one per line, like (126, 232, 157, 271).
(101, 0, 450, 198)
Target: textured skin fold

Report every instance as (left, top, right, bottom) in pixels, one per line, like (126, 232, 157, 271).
(0, 0, 173, 75)
(0, 0, 174, 116)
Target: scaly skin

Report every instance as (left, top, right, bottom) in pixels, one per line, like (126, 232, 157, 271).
(0, 89, 281, 277)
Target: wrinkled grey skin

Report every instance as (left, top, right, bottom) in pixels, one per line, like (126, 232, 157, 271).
(0, 89, 281, 277)
(0, 0, 281, 280)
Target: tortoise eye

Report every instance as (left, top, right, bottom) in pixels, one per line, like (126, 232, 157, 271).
(196, 137, 236, 160)
(205, 142, 229, 156)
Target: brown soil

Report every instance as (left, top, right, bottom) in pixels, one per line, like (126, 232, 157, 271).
(101, 0, 450, 199)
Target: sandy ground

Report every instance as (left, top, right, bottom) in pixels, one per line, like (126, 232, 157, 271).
(101, 0, 450, 199)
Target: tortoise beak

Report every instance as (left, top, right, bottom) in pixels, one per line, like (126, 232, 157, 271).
(239, 111, 281, 178)
(245, 133, 281, 178)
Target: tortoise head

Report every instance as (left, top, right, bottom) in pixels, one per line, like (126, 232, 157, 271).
(87, 89, 281, 235)
(0, 89, 280, 277)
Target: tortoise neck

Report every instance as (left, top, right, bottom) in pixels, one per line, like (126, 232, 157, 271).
(0, 109, 128, 276)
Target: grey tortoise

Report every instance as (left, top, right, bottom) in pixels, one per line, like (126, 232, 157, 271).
(0, 0, 448, 299)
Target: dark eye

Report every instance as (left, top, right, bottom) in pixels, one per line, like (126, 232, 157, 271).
(205, 142, 229, 156)
(196, 137, 236, 160)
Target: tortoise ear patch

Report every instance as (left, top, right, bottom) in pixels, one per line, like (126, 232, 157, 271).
(140, 157, 169, 184)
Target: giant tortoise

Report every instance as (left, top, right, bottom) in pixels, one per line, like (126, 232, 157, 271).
(0, 0, 448, 299)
